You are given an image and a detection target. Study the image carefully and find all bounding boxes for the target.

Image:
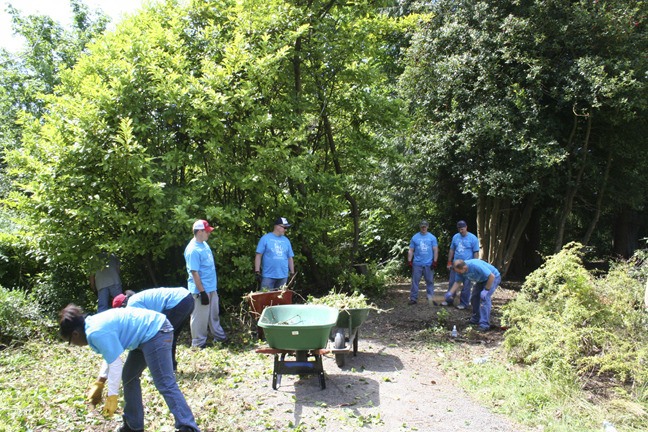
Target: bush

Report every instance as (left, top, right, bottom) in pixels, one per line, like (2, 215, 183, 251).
(502, 243, 648, 395)
(332, 263, 387, 299)
(0, 285, 51, 346)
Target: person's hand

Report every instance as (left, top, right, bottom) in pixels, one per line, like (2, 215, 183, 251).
(102, 395, 118, 416)
(432, 261, 438, 270)
(86, 381, 104, 405)
(480, 290, 488, 301)
(408, 260, 412, 268)
(447, 261, 453, 269)
(200, 291, 209, 305)
(255, 272, 262, 283)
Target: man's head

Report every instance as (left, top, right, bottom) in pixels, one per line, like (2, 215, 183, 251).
(273, 217, 291, 235)
(112, 290, 136, 308)
(419, 220, 429, 233)
(59, 304, 88, 346)
(452, 259, 468, 274)
(457, 220, 468, 235)
(193, 219, 214, 241)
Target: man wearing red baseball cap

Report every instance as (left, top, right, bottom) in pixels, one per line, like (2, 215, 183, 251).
(184, 219, 227, 348)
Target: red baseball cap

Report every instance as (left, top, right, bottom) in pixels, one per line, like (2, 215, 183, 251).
(192, 219, 214, 233)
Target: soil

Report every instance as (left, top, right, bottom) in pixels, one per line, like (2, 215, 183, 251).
(232, 280, 530, 432)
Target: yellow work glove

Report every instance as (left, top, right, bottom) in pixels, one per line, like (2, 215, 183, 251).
(86, 381, 105, 406)
(102, 395, 118, 417)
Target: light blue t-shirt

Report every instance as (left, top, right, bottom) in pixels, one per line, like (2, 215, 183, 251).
(127, 287, 190, 312)
(450, 232, 480, 261)
(457, 259, 500, 284)
(409, 232, 438, 266)
(85, 308, 167, 364)
(256, 233, 294, 279)
(184, 238, 217, 294)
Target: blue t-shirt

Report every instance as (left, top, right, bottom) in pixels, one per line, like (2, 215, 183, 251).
(85, 308, 167, 364)
(457, 259, 500, 284)
(450, 232, 480, 261)
(256, 233, 294, 279)
(184, 238, 217, 294)
(409, 232, 438, 266)
(127, 287, 190, 312)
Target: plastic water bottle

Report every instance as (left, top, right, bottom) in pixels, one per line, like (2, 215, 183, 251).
(602, 421, 618, 432)
(451, 325, 457, 338)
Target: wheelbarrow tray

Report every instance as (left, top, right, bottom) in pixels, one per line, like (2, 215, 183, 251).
(334, 308, 370, 330)
(247, 290, 294, 318)
(258, 305, 338, 351)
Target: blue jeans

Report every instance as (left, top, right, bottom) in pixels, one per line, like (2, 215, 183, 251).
(447, 269, 472, 308)
(470, 275, 501, 329)
(261, 277, 288, 291)
(122, 321, 200, 431)
(410, 265, 434, 302)
(97, 283, 123, 312)
(164, 294, 194, 370)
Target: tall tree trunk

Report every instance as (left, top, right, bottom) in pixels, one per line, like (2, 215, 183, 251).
(554, 112, 592, 252)
(322, 113, 360, 263)
(582, 151, 612, 245)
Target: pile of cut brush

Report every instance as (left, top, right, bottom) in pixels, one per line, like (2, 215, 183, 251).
(306, 290, 384, 311)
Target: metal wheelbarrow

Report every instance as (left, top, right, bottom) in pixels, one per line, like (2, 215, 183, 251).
(256, 304, 338, 390)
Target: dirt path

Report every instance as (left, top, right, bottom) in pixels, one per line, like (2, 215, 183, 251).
(234, 281, 528, 432)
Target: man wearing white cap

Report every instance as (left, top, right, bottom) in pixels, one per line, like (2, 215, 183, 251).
(184, 219, 227, 348)
(254, 217, 295, 290)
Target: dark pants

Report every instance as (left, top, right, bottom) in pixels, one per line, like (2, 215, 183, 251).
(163, 294, 194, 370)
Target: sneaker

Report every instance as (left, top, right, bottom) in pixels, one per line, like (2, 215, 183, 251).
(456, 304, 466, 310)
(478, 326, 491, 333)
(118, 424, 144, 432)
(440, 301, 449, 306)
(408, 299, 417, 305)
(466, 318, 479, 325)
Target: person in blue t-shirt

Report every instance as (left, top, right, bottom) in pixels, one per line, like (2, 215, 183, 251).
(113, 287, 194, 371)
(407, 220, 439, 305)
(184, 219, 227, 348)
(59, 304, 200, 432)
(448, 259, 501, 331)
(254, 217, 295, 291)
(443, 220, 480, 309)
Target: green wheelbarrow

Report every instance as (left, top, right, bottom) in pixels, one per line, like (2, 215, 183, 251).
(329, 308, 371, 367)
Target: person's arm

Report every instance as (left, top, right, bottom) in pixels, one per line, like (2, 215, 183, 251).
(448, 281, 462, 297)
(254, 253, 262, 274)
(433, 246, 439, 266)
(102, 357, 122, 416)
(191, 270, 205, 293)
(447, 247, 455, 269)
(288, 257, 295, 275)
(407, 247, 414, 265)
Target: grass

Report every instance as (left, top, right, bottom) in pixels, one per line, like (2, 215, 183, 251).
(436, 342, 648, 432)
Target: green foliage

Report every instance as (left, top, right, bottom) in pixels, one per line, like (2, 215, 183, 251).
(331, 264, 387, 299)
(3, 0, 412, 299)
(0, 286, 51, 345)
(502, 243, 648, 394)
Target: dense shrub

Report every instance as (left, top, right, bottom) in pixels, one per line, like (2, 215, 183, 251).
(0, 286, 52, 346)
(502, 243, 648, 396)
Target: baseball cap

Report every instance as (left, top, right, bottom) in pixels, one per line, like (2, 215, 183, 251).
(192, 219, 214, 232)
(457, 220, 467, 228)
(112, 294, 127, 308)
(274, 217, 291, 227)
(420, 220, 429, 227)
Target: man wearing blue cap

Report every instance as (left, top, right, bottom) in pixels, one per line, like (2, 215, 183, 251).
(407, 220, 439, 305)
(255, 217, 295, 290)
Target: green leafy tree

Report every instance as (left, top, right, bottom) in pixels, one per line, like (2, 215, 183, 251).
(5, 0, 412, 299)
(400, 0, 648, 275)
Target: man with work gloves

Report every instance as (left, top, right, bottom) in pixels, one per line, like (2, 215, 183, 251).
(184, 219, 227, 348)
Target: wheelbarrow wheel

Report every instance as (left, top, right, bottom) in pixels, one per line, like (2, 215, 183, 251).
(334, 330, 346, 367)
